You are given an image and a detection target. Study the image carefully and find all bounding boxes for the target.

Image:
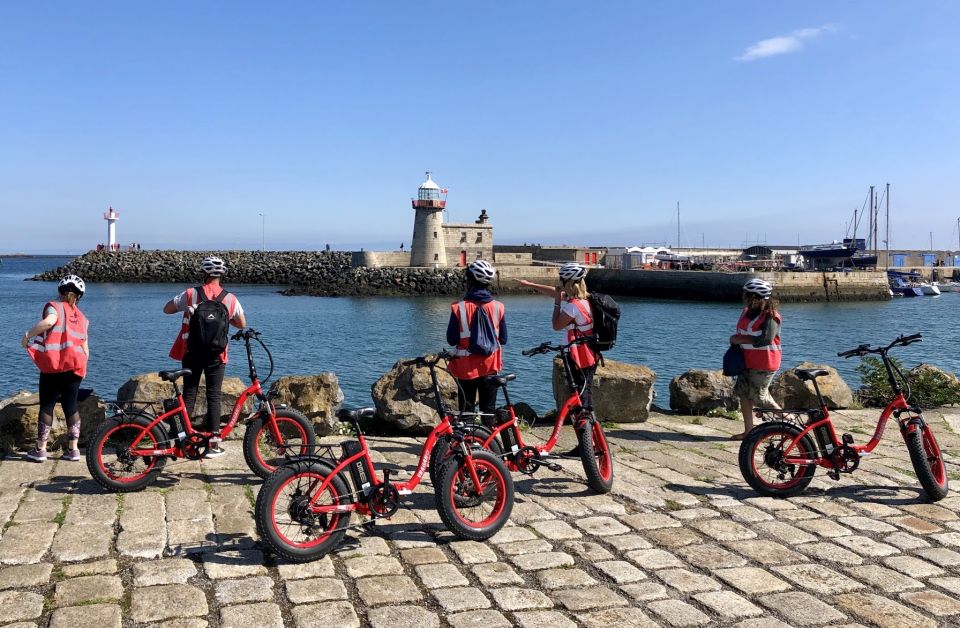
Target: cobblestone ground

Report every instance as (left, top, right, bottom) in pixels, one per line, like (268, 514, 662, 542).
(1, 408, 959, 627)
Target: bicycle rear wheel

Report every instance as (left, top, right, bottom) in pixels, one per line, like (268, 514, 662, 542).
(255, 460, 351, 563)
(436, 450, 513, 541)
(429, 425, 503, 489)
(904, 422, 949, 501)
(739, 422, 817, 497)
(86, 414, 167, 492)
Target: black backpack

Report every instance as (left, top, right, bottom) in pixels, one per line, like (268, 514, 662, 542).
(587, 292, 620, 353)
(187, 287, 230, 358)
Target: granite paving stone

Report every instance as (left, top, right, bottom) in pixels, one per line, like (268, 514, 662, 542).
(0, 590, 44, 622)
(929, 576, 960, 596)
(431, 586, 491, 612)
(553, 585, 628, 611)
(656, 568, 722, 593)
(54, 575, 124, 607)
(834, 592, 937, 628)
(0, 563, 52, 589)
(760, 591, 847, 626)
(367, 605, 441, 628)
(595, 560, 646, 584)
(0, 522, 57, 564)
(285, 577, 348, 604)
(576, 607, 660, 628)
(513, 610, 577, 628)
(693, 591, 763, 620)
(446, 609, 511, 628)
(416, 562, 469, 588)
(490, 587, 553, 611)
(202, 550, 268, 579)
(795, 541, 863, 564)
(619, 581, 669, 602)
(833, 535, 899, 557)
(692, 519, 757, 542)
(900, 589, 960, 616)
(131, 584, 209, 623)
(400, 546, 447, 565)
(646, 599, 711, 627)
(497, 539, 553, 555)
(843, 564, 924, 592)
(624, 548, 684, 570)
(343, 555, 403, 578)
(355, 575, 422, 606)
(61, 558, 117, 577)
(620, 512, 682, 530)
(715, 567, 792, 595)
(536, 567, 598, 589)
(644, 526, 702, 547)
(472, 562, 525, 586)
(725, 539, 805, 565)
(219, 602, 284, 628)
(605, 534, 653, 551)
(882, 554, 944, 577)
(530, 518, 582, 539)
(773, 563, 863, 594)
(291, 601, 360, 628)
(133, 558, 197, 586)
(48, 603, 122, 628)
(214, 575, 274, 604)
(510, 550, 574, 570)
(676, 543, 747, 569)
(449, 540, 497, 564)
(275, 556, 335, 580)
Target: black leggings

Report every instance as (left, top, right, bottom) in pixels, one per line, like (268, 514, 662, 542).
(181, 353, 226, 434)
(39, 371, 83, 417)
(456, 376, 499, 415)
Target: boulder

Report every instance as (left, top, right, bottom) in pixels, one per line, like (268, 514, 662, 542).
(270, 374, 345, 436)
(0, 389, 106, 451)
(552, 358, 656, 423)
(669, 369, 737, 414)
(116, 373, 254, 428)
(371, 357, 459, 434)
(771, 362, 854, 409)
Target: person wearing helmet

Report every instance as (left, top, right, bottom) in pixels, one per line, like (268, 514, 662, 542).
(20, 275, 90, 462)
(163, 256, 246, 458)
(520, 262, 598, 423)
(729, 278, 782, 440)
(446, 260, 508, 415)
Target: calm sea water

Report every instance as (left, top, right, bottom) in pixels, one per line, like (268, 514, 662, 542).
(2, 257, 956, 412)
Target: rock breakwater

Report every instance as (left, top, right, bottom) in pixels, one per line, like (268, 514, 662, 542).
(33, 250, 353, 285)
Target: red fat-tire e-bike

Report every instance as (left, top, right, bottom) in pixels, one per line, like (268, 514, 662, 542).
(86, 329, 316, 491)
(430, 336, 614, 494)
(254, 351, 515, 563)
(739, 333, 949, 501)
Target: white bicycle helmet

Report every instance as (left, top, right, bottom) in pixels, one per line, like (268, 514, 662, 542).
(743, 278, 773, 299)
(558, 262, 588, 282)
(200, 256, 227, 277)
(58, 275, 85, 298)
(467, 259, 496, 285)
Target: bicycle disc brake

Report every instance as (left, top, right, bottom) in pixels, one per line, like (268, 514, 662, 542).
(368, 482, 400, 518)
(182, 434, 210, 460)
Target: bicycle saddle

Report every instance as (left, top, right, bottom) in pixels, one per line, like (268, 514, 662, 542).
(337, 407, 376, 421)
(486, 373, 517, 386)
(795, 368, 830, 381)
(159, 369, 192, 382)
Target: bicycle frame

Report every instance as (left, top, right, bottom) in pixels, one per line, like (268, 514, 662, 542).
(125, 334, 275, 457)
(776, 338, 922, 469)
(480, 344, 591, 464)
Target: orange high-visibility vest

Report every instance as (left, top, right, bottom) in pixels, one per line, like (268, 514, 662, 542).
(27, 301, 89, 377)
(448, 300, 503, 380)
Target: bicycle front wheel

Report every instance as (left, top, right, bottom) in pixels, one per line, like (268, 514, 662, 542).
(243, 409, 317, 480)
(436, 449, 513, 541)
(579, 420, 614, 494)
(904, 422, 949, 501)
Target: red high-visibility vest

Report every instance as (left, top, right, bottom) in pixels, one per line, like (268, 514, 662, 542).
(568, 299, 597, 369)
(448, 300, 503, 380)
(27, 301, 89, 377)
(736, 307, 782, 371)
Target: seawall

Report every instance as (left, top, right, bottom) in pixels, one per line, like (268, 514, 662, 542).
(588, 269, 891, 302)
(33, 251, 891, 301)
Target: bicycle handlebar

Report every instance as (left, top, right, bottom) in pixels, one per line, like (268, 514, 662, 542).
(837, 333, 923, 358)
(402, 350, 456, 367)
(231, 328, 262, 341)
(522, 335, 596, 357)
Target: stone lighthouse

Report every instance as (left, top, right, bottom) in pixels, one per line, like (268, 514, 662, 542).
(409, 172, 447, 267)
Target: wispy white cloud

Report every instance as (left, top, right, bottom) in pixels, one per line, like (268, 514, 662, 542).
(735, 24, 837, 62)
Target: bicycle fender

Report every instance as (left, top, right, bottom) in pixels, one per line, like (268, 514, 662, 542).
(278, 455, 355, 502)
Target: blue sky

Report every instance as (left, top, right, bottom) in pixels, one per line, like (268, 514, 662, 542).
(1, 2, 958, 253)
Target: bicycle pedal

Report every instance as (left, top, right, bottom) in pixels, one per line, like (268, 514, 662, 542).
(545, 462, 563, 472)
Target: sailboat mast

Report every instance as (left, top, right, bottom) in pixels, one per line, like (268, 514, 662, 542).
(676, 201, 680, 253)
(868, 186, 874, 253)
(885, 183, 890, 271)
